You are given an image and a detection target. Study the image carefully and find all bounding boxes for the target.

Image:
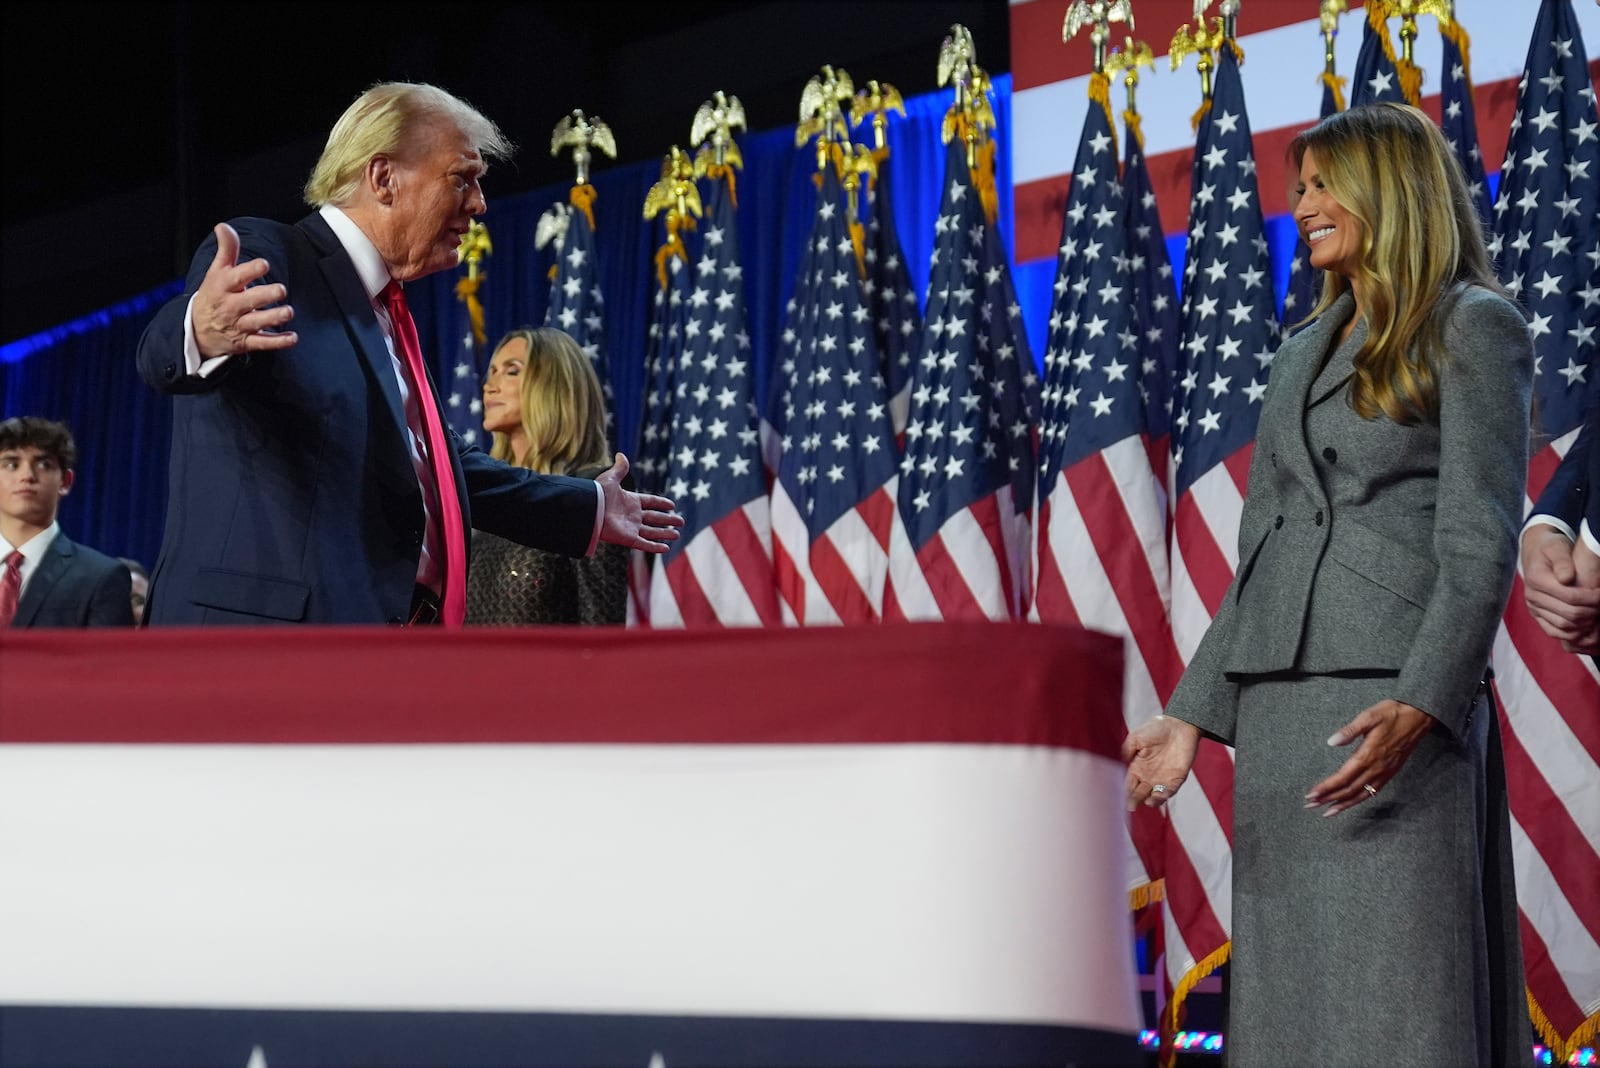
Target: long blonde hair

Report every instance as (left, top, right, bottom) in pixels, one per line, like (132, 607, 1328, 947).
(488, 327, 611, 475)
(1291, 103, 1503, 424)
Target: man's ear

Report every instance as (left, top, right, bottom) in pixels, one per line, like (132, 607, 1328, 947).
(59, 469, 74, 496)
(370, 157, 397, 204)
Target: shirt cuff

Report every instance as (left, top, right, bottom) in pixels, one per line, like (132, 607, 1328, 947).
(1523, 512, 1578, 544)
(585, 482, 603, 557)
(1582, 519, 1599, 557)
(184, 294, 233, 379)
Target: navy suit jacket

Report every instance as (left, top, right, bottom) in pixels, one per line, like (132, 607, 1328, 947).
(1531, 391, 1598, 540)
(136, 212, 599, 625)
(10, 534, 134, 628)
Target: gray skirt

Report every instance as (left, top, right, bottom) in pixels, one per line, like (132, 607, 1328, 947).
(1225, 671, 1528, 1068)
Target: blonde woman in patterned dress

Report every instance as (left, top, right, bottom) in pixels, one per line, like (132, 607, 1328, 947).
(467, 327, 628, 624)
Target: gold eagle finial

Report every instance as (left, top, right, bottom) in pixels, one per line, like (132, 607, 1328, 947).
(938, 24, 995, 165)
(796, 65, 856, 171)
(534, 202, 569, 252)
(1063, 0, 1135, 74)
(850, 79, 905, 153)
(456, 219, 492, 278)
(1105, 37, 1157, 115)
(642, 146, 702, 223)
(1170, 9, 1229, 100)
(550, 109, 617, 186)
(1382, 0, 1452, 66)
(691, 90, 747, 174)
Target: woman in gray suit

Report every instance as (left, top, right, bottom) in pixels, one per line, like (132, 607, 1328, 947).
(1123, 104, 1532, 1067)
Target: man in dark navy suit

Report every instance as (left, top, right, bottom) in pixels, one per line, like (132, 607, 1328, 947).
(1521, 396, 1600, 662)
(0, 417, 134, 628)
(137, 82, 680, 626)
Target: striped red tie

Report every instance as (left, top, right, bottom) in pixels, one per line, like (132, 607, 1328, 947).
(0, 550, 23, 628)
(382, 281, 468, 628)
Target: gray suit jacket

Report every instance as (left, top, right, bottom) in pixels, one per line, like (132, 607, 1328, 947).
(1167, 287, 1532, 743)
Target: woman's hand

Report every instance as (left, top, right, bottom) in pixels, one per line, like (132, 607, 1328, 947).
(1122, 716, 1202, 811)
(1305, 698, 1435, 817)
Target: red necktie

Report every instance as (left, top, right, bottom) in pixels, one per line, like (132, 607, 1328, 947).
(0, 550, 23, 628)
(382, 281, 467, 628)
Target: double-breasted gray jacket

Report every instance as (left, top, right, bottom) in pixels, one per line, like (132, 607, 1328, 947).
(1166, 287, 1533, 744)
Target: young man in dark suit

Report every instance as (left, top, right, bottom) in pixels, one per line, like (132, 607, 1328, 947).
(1521, 396, 1600, 661)
(0, 416, 134, 628)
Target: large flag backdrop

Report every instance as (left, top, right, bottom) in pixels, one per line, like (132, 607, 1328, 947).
(1011, 0, 1600, 1060)
(3, 0, 1600, 1058)
(1486, 0, 1600, 1058)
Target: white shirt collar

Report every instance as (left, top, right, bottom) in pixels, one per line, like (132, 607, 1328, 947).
(2, 520, 61, 592)
(319, 205, 392, 301)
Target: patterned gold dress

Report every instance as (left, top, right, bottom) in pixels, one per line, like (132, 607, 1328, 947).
(464, 463, 629, 625)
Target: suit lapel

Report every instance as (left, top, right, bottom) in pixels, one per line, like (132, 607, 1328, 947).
(14, 535, 73, 627)
(1266, 292, 1358, 503)
(297, 214, 409, 439)
(1308, 312, 1367, 410)
(1270, 291, 1356, 417)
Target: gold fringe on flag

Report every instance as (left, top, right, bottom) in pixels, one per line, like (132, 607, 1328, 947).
(453, 275, 485, 347)
(970, 137, 999, 227)
(1527, 986, 1599, 1067)
(1159, 940, 1232, 1068)
(867, 144, 890, 195)
(1367, 1, 1422, 106)
(1089, 71, 1121, 169)
(848, 217, 867, 277)
(1128, 877, 1165, 911)
(702, 162, 739, 210)
(1438, 14, 1473, 83)
(1319, 70, 1349, 113)
(653, 214, 696, 292)
(1123, 108, 1143, 152)
(1189, 96, 1212, 135)
(570, 183, 598, 230)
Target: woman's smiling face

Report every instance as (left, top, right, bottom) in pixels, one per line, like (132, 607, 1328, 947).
(1294, 147, 1363, 280)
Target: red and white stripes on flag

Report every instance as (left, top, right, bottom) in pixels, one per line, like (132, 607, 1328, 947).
(1007, 0, 1588, 269)
(766, 163, 904, 626)
(1028, 73, 1179, 906)
(887, 134, 1039, 623)
(647, 167, 781, 628)
(1487, 0, 1600, 1057)
(1014, 6, 1600, 1055)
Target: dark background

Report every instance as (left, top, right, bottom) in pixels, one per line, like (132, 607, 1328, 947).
(1, 1, 1009, 346)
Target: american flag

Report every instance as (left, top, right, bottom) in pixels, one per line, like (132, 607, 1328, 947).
(1486, 0, 1600, 1058)
(861, 147, 922, 442)
(1030, 73, 1179, 911)
(442, 226, 494, 446)
(544, 189, 616, 448)
(441, 307, 486, 447)
(1348, 6, 1409, 108)
(630, 224, 696, 625)
(1162, 41, 1281, 1041)
(767, 163, 901, 625)
(888, 136, 1038, 622)
(1123, 106, 1181, 491)
(1438, 16, 1494, 233)
(648, 168, 780, 628)
(1282, 71, 1343, 329)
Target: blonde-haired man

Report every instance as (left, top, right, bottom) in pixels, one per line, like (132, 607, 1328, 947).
(137, 82, 680, 625)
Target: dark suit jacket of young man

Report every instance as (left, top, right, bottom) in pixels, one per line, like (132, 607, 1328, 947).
(9, 534, 134, 627)
(1530, 390, 1600, 667)
(1531, 391, 1598, 539)
(136, 212, 600, 625)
